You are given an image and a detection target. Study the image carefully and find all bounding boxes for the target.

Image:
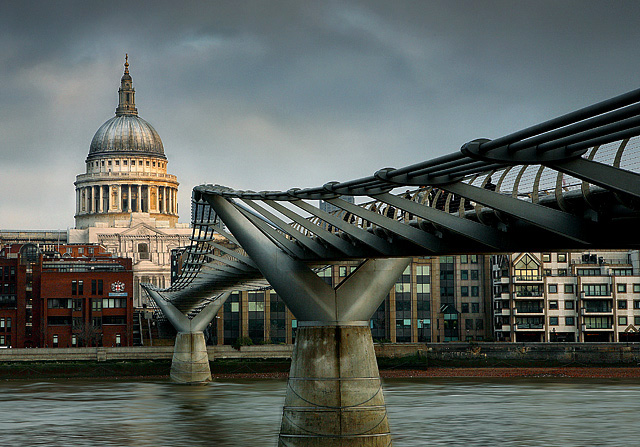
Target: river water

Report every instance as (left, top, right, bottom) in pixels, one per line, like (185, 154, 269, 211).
(1, 377, 639, 446)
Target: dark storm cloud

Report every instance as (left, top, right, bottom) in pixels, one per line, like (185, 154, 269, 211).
(1, 0, 640, 229)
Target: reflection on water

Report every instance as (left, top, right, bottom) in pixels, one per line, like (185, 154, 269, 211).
(1, 378, 640, 446)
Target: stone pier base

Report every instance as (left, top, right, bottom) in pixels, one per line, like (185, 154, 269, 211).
(170, 331, 212, 384)
(278, 325, 392, 446)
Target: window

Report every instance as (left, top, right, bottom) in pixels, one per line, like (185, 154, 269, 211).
(549, 300, 558, 309)
(470, 270, 479, 280)
(339, 266, 347, 277)
(612, 268, 633, 276)
(542, 253, 551, 262)
(564, 284, 574, 294)
(471, 286, 479, 297)
(471, 303, 480, 313)
(461, 270, 468, 280)
(619, 316, 628, 326)
(583, 284, 609, 296)
(636, 316, 640, 326)
(470, 255, 478, 264)
(549, 284, 558, 293)
(48, 299, 72, 309)
(92, 280, 97, 295)
(317, 268, 332, 285)
(78, 281, 83, 295)
(72, 335, 77, 347)
(102, 298, 127, 308)
(565, 316, 575, 325)
(558, 253, 567, 262)
(72, 280, 77, 295)
(461, 303, 469, 313)
(461, 286, 469, 297)
(565, 300, 575, 310)
(460, 255, 468, 264)
(92, 298, 102, 311)
(103, 316, 126, 325)
(544, 269, 552, 276)
(52, 334, 58, 348)
(476, 319, 483, 330)
(618, 284, 627, 293)
(577, 268, 601, 276)
(465, 319, 473, 330)
(558, 269, 567, 276)
(115, 334, 122, 347)
(98, 280, 103, 295)
(618, 300, 628, 309)
(549, 316, 559, 325)
(634, 284, 640, 293)
(514, 254, 540, 279)
(138, 243, 149, 260)
(634, 300, 640, 309)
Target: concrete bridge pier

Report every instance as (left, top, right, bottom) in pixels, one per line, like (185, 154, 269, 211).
(279, 323, 391, 446)
(146, 289, 230, 384)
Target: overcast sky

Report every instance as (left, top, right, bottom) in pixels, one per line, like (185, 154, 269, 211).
(1, 0, 640, 230)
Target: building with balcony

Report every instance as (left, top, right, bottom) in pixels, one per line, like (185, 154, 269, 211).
(492, 250, 640, 342)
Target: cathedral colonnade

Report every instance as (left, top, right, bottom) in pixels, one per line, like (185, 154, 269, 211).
(75, 182, 178, 216)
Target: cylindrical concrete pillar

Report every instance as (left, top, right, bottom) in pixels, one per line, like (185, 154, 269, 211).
(278, 324, 392, 446)
(170, 331, 212, 384)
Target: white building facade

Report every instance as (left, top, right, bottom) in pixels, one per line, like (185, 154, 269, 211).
(493, 250, 640, 342)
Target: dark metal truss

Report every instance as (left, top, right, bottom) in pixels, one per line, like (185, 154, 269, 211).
(150, 87, 640, 315)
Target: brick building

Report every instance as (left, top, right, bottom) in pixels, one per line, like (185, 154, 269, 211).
(0, 243, 133, 348)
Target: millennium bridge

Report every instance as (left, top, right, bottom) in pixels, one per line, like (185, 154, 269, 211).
(144, 87, 640, 446)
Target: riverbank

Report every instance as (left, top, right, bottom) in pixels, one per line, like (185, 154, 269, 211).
(3, 358, 640, 381)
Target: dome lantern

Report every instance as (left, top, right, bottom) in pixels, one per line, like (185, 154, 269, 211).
(86, 55, 165, 161)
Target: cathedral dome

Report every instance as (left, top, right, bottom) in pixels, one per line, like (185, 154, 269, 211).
(88, 115, 165, 159)
(87, 54, 166, 161)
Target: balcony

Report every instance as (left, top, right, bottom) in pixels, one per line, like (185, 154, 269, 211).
(514, 307, 544, 315)
(514, 275, 543, 282)
(515, 291, 543, 298)
(494, 308, 511, 316)
(582, 307, 613, 315)
(515, 323, 544, 330)
(584, 324, 613, 330)
(497, 324, 512, 332)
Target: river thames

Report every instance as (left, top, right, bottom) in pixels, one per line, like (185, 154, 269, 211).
(1, 377, 639, 446)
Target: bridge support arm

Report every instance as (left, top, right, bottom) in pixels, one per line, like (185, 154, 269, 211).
(146, 288, 230, 384)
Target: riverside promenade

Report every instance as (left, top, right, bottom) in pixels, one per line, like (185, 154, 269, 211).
(2, 342, 640, 365)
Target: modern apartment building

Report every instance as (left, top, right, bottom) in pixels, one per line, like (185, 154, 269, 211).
(492, 250, 640, 343)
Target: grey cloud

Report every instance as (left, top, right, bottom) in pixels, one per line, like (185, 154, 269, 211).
(1, 0, 640, 229)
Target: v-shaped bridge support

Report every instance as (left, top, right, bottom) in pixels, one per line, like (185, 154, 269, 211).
(207, 194, 409, 446)
(147, 289, 230, 384)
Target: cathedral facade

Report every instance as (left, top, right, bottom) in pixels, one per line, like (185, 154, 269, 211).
(69, 56, 191, 307)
